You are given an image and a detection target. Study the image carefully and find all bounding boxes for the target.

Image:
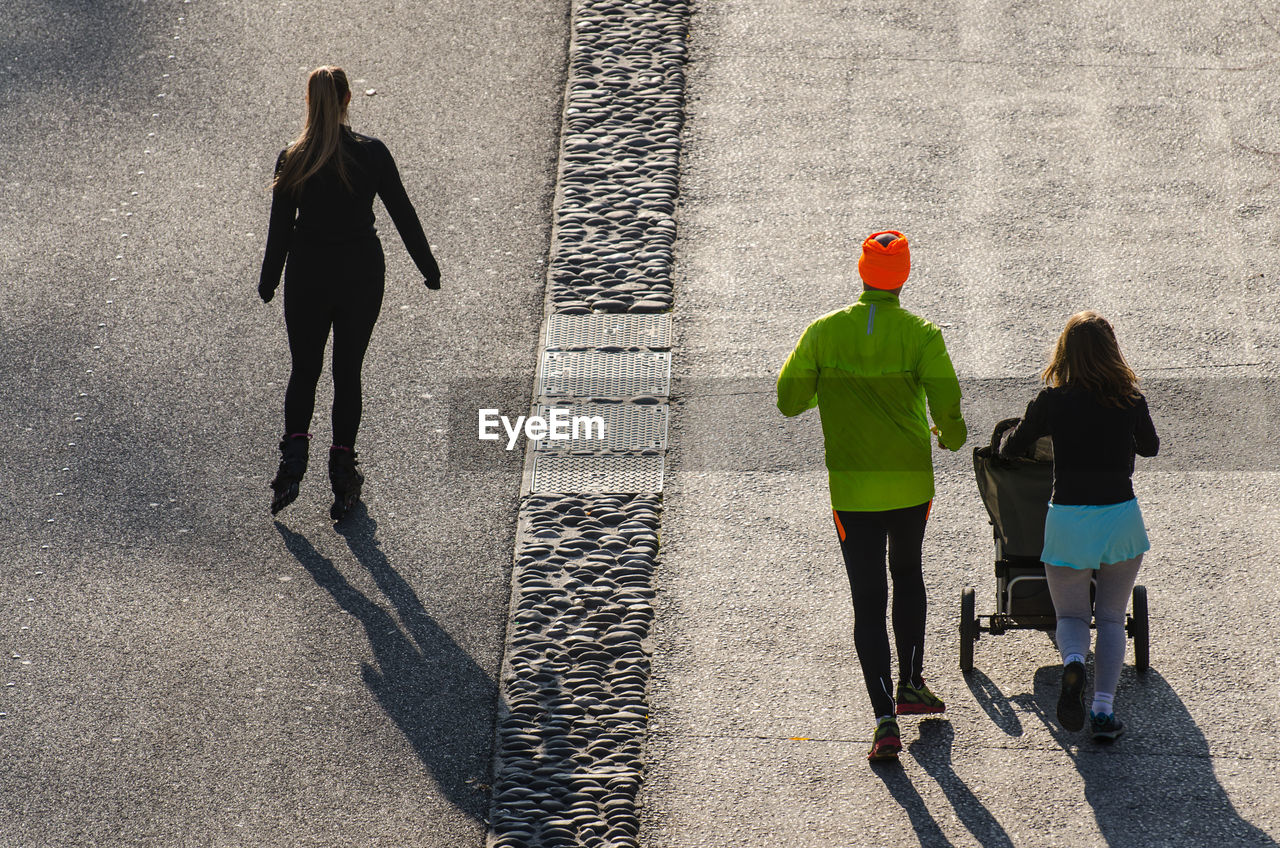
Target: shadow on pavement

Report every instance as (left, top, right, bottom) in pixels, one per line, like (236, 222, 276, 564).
(872, 759, 955, 848)
(907, 719, 1016, 848)
(1010, 665, 1277, 848)
(10, 0, 163, 105)
(964, 669, 1024, 737)
(275, 509, 495, 821)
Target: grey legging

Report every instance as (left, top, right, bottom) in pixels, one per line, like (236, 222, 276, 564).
(1044, 555, 1143, 699)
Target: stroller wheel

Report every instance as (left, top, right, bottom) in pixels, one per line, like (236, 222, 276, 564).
(960, 587, 977, 673)
(1130, 584, 1150, 672)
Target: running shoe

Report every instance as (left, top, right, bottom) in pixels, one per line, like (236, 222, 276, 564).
(896, 679, 946, 715)
(1090, 711, 1125, 742)
(867, 719, 902, 762)
(1057, 660, 1086, 732)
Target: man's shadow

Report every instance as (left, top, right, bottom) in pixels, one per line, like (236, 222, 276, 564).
(872, 718, 1015, 848)
(275, 506, 496, 821)
(871, 757, 956, 848)
(972, 666, 1276, 848)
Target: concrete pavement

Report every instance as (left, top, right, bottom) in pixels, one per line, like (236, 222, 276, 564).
(640, 1, 1280, 845)
(6, 0, 1280, 845)
(1, 0, 567, 844)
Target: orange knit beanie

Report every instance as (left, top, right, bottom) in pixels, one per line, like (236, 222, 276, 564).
(858, 231, 910, 290)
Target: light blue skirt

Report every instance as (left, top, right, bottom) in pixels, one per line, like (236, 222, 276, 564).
(1041, 499, 1150, 570)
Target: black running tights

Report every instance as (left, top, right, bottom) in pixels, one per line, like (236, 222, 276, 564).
(834, 501, 931, 718)
(282, 239, 385, 448)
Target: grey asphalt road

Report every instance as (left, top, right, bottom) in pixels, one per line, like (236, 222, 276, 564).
(1, 1, 567, 845)
(640, 1, 1280, 846)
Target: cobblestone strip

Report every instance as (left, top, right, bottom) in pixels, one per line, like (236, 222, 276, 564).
(547, 1, 687, 317)
(490, 495, 662, 847)
(487, 0, 689, 845)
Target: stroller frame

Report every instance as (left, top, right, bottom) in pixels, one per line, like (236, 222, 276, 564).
(960, 419, 1151, 674)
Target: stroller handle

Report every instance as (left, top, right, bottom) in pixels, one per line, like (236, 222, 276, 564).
(989, 417, 1022, 455)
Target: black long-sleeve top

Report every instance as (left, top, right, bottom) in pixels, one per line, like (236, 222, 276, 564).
(259, 126, 438, 294)
(1001, 386, 1160, 506)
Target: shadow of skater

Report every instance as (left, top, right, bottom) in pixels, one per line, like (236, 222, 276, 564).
(275, 511, 496, 821)
(1021, 665, 1277, 848)
(872, 758, 956, 848)
(907, 719, 1015, 848)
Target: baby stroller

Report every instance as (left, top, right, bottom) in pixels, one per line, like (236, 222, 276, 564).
(961, 418, 1150, 673)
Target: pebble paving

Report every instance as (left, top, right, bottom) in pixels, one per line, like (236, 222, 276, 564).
(491, 494, 663, 848)
(487, 0, 689, 845)
(547, 0, 687, 317)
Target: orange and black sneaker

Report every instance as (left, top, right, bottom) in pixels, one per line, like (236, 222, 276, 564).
(867, 718, 902, 762)
(896, 679, 946, 715)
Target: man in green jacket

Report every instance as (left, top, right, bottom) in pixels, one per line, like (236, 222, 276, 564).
(777, 230, 966, 762)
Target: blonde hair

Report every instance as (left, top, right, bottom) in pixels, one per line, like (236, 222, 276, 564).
(1042, 311, 1141, 407)
(273, 66, 352, 196)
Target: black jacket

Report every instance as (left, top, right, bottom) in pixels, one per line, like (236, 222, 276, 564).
(1001, 386, 1159, 505)
(259, 127, 438, 294)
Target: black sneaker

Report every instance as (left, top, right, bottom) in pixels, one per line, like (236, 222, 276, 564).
(1091, 711, 1125, 742)
(1057, 660, 1086, 732)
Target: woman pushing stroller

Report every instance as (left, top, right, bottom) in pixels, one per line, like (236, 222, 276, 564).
(1000, 311, 1159, 741)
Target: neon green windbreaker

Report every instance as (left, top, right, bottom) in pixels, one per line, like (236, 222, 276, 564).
(776, 289, 967, 511)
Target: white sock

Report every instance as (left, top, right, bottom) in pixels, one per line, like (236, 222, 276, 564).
(1091, 692, 1115, 716)
(877, 714, 896, 726)
(1064, 653, 1086, 667)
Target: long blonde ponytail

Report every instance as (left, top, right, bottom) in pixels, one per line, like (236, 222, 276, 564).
(273, 66, 352, 196)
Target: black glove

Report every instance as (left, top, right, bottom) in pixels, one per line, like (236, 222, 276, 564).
(258, 281, 276, 303)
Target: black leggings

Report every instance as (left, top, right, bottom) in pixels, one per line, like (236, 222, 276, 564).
(834, 501, 931, 718)
(282, 238, 385, 448)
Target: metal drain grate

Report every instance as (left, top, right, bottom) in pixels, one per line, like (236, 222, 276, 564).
(538, 351, 671, 398)
(545, 313, 672, 351)
(531, 453, 665, 493)
(532, 403, 669, 452)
